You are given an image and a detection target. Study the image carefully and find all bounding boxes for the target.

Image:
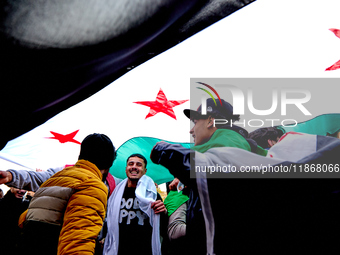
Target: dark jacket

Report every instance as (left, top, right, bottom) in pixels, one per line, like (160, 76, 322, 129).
(151, 125, 264, 255)
(0, 190, 31, 255)
(151, 130, 340, 255)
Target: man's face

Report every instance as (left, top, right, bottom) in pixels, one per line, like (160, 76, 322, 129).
(190, 118, 212, 146)
(126, 156, 147, 181)
(11, 188, 26, 199)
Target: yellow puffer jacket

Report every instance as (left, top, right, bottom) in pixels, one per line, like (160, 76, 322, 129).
(25, 160, 108, 255)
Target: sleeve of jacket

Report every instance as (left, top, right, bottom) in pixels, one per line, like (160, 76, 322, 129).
(7, 167, 63, 191)
(167, 203, 187, 241)
(57, 179, 108, 255)
(151, 142, 195, 187)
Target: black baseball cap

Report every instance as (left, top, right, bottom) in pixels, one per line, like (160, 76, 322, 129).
(184, 98, 240, 121)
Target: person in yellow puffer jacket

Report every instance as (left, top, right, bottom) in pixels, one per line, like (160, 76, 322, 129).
(17, 133, 116, 255)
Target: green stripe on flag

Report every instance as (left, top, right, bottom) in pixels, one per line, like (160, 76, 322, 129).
(280, 114, 340, 136)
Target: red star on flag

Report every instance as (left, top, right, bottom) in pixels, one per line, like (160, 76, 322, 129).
(46, 130, 81, 144)
(326, 28, 340, 71)
(134, 88, 188, 120)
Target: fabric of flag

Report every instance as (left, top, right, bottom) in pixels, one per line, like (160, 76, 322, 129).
(1, 0, 255, 147)
(267, 132, 338, 162)
(0, 82, 191, 173)
(1, 0, 340, 186)
(279, 114, 340, 137)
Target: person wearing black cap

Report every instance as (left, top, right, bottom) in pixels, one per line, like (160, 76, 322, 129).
(150, 99, 268, 255)
(183, 98, 266, 154)
(0, 133, 116, 255)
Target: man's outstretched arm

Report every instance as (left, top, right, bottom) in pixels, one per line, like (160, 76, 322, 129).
(0, 167, 63, 191)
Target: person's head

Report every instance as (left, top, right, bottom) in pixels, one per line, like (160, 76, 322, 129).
(184, 98, 239, 146)
(10, 187, 27, 199)
(248, 127, 284, 149)
(126, 153, 147, 187)
(78, 133, 116, 180)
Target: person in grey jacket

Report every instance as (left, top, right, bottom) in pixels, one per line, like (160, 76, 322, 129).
(0, 166, 63, 192)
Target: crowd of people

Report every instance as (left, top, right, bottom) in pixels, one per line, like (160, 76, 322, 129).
(0, 98, 340, 255)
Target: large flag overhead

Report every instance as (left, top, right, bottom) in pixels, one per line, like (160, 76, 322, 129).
(0, 0, 254, 148)
(0, 78, 192, 171)
(1, 0, 340, 184)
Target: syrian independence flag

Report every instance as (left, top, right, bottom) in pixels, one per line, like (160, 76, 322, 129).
(279, 114, 340, 137)
(0, 82, 191, 184)
(267, 132, 340, 163)
(1, 0, 340, 184)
